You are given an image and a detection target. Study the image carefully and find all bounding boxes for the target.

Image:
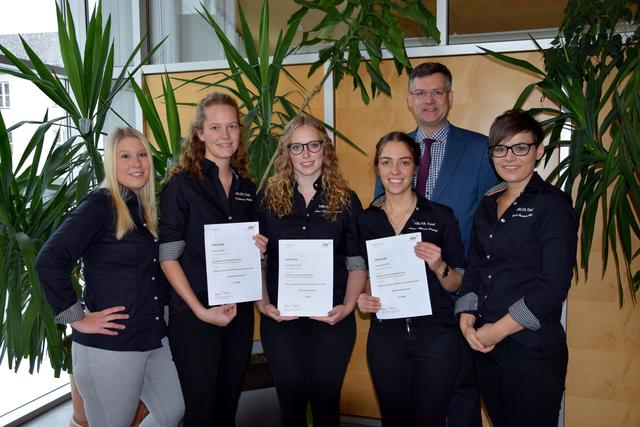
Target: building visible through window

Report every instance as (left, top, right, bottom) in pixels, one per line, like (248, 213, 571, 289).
(0, 82, 10, 108)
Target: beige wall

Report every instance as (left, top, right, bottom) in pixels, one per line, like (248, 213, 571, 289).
(145, 52, 640, 427)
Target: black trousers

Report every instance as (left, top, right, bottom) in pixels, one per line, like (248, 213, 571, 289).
(474, 337, 568, 427)
(447, 334, 482, 427)
(367, 317, 461, 427)
(260, 313, 356, 427)
(168, 302, 254, 427)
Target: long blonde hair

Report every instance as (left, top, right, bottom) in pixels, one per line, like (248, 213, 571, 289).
(169, 92, 250, 179)
(263, 115, 351, 219)
(101, 127, 158, 239)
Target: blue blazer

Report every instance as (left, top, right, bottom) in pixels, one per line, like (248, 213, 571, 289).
(374, 124, 497, 253)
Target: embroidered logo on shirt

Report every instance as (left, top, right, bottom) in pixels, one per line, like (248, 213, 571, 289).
(234, 192, 253, 202)
(512, 207, 534, 218)
(314, 204, 343, 214)
(407, 221, 439, 233)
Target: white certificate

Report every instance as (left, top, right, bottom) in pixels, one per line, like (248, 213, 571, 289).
(277, 239, 333, 316)
(366, 232, 432, 319)
(204, 221, 262, 305)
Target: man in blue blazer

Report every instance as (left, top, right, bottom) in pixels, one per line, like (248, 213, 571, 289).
(374, 63, 496, 254)
(374, 62, 496, 427)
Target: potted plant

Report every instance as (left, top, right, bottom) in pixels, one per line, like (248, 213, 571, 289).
(482, 0, 639, 304)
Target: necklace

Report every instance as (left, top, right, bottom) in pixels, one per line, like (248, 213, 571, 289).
(382, 195, 416, 235)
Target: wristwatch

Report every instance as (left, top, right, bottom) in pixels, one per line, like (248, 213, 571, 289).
(441, 264, 449, 279)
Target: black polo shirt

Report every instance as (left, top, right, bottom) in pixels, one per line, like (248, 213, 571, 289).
(35, 189, 166, 352)
(255, 178, 363, 307)
(358, 193, 466, 323)
(159, 159, 257, 310)
(455, 172, 578, 347)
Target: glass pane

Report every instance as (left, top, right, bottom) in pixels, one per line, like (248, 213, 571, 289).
(0, 71, 69, 172)
(104, 80, 137, 130)
(0, 71, 72, 420)
(150, 0, 242, 63)
(87, 0, 136, 67)
(0, 0, 61, 67)
(0, 357, 70, 421)
(449, 0, 567, 42)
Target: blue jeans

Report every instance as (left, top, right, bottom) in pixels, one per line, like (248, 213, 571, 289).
(367, 316, 461, 427)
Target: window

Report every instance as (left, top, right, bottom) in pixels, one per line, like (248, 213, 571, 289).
(0, 82, 10, 108)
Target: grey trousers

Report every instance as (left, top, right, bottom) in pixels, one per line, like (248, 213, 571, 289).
(72, 337, 184, 427)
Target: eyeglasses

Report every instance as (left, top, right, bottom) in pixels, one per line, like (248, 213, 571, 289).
(288, 140, 324, 155)
(409, 89, 450, 100)
(489, 142, 537, 157)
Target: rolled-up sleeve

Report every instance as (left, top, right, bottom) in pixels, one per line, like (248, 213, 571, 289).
(345, 192, 365, 271)
(35, 194, 109, 322)
(511, 198, 578, 330)
(159, 178, 187, 262)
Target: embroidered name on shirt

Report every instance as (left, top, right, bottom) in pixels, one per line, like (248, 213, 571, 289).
(234, 192, 253, 202)
(512, 207, 534, 218)
(407, 221, 439, 233)
(314, 204, 343, 214)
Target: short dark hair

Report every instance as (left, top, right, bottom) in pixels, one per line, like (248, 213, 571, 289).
(409, 62, 452, 90)
(489, 109, 545, 148)
(374, 131, 421, 169)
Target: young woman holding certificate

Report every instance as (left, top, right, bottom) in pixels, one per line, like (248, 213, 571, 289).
(255, 115, 367, 427)
(159, 93, 266, 426)
(35, 128, 184, 426)
(357, 132, 466, 427)
(456, 110, 577, 427)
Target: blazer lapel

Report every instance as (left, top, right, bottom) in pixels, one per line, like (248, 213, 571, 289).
(431, 125, 464, 200)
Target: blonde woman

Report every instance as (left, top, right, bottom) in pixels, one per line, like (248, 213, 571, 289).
(36, 127, 184, 427)
(255, 115, 367, 427)
(159, 93, 267, 426)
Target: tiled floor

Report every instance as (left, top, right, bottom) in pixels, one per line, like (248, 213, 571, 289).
(21, 387, 380, 426)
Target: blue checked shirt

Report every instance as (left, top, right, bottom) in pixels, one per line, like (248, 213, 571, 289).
(413, 122, 450, 199)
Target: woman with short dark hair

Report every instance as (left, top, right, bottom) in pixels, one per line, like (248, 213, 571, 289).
(457, 109, 578, 427)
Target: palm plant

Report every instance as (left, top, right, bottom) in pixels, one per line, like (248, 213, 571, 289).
(294, 0, 439, 105)
(482, 0, 640, 305)
(0, 0, 163, 374)
(0, 112, 88, 376)
(129, 73, 183, 183)
(193, 0, 323, 186)
(189, 0, 438, 186)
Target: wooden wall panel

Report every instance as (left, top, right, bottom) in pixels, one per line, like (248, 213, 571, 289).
(334, 52, 550, 207)
(565, 243, 640, 426)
